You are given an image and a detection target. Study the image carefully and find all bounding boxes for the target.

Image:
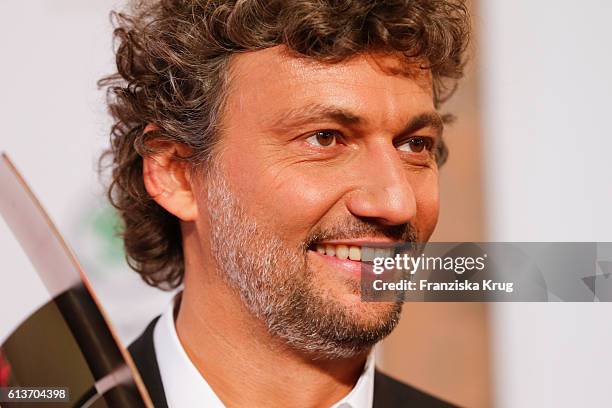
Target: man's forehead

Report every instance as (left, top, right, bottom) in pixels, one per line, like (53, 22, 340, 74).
(228, 45, 433, 94)
(224, 46, 436, 130)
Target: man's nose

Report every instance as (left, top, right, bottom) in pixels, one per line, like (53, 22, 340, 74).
(345, 144, 417, 226)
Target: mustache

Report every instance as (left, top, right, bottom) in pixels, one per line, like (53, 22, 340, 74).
(303, 217, 418, 249)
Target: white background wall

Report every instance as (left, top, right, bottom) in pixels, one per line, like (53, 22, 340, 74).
(0, 0, 173, 345)
(479, 1, 612, 406)
(1, 1, 611, 406)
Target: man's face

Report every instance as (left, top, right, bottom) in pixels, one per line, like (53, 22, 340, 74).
(196, 47, 441, 358)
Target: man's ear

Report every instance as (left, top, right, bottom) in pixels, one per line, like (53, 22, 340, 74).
(142, 138, 198, 222)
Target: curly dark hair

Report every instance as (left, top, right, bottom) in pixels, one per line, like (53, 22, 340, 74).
(99, 0, 471, 290)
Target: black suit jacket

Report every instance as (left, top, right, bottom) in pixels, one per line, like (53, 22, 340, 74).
(129, 318, 458, 408)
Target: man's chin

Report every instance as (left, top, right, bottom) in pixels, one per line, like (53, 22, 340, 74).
(335, 296, 403, 332)
(309, 284, 402, 333)
(293, 296, 402, 359)
(307, 261, 403, 333)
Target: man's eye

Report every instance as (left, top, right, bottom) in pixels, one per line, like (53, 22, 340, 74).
(305, 130, 339, 147)
(397, 137, 433, 153)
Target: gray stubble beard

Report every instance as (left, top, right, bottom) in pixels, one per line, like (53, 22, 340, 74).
(204, 161, 402, 360)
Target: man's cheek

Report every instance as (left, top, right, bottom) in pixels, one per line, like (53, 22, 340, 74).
(418, 199, 439, 241)
(248, 171, 343, 231)
(273, 175, 341, 218)
(411, 176, 440, 240)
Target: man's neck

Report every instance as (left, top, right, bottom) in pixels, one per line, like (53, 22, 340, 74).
(175, 279, 369, 408)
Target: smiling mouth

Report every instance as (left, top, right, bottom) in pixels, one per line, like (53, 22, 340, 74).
(309, 243, 395, 262)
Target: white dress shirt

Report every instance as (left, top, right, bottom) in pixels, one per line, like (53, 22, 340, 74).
(153, 298, 375, 408)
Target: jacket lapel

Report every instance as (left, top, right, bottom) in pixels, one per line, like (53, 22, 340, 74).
(129, 317, 169, 408)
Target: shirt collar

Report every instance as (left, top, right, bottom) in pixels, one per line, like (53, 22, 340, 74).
(154, 297, 225, 407)
(331, 349, 375, 408)
(153, 297, 375, 408)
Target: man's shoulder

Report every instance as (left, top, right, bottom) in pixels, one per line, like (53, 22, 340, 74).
(373, 369, 459, 408)
(128, 317, 458, 408)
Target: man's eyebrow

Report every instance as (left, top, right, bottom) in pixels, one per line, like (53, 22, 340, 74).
(400, 112, 444, 137)
(267, 103, 363, 131)
(267, 103, 444, 136)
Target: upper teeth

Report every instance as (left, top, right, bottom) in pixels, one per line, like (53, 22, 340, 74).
(315, 244, 394, 262)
